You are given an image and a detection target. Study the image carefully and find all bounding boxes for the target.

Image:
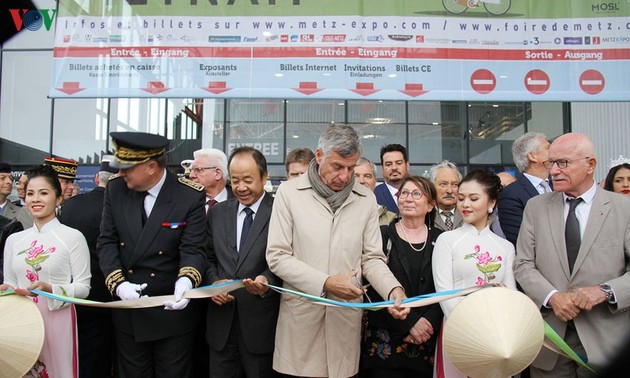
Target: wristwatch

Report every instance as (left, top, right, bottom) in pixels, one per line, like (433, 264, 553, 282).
(600, 283, 615, 302)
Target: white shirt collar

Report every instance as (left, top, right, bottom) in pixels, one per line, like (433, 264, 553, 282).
(563, 180, 597, 204)
(237, 192, 265, 215)
(146, 169, 167, 198)
(212, 187, 229, 203)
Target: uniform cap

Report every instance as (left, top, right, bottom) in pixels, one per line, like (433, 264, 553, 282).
(99, 154, 118, 173)
(43, 156, 78, 180)
(110, 132, 168, 169)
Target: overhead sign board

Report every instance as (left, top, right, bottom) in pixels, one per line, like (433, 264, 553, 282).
(50, 0, 630, 101)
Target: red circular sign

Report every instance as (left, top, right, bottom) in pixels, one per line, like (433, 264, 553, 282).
(470, 69, 496, 94)
(524, 69, 550, 95)
(579, 69, 605, 95)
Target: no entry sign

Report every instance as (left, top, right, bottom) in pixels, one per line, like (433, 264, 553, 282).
(524, 69, 550, 95)
(579, 69, 605, 95)
(470, 69, 496, 94)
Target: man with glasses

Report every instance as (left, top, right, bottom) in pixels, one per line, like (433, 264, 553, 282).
(514, 133, 630, 377)
(189, 148, 233, 213)
(429, 160, 463, 231)
(498, 132, 551, 245)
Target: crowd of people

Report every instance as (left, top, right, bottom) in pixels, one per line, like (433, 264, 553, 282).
(0, 126, 629, 378)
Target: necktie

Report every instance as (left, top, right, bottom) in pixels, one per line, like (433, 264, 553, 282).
(565, 198, 583, 273)
(442, 211, 454, 230)
(540, 180, 551, 193)
(139, 191, 149, 225)
(239, 207, 254, 252)
(206, 199, 217, 215)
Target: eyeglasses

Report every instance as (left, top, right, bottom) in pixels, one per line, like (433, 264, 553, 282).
(543, 157, 590, 169)
(398, 189, 424, 200)
(191, 166, 217, 173)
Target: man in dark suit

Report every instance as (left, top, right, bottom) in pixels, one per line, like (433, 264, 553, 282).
(206, 147, 280, 378)
(374, 144, 409, 214)
(498, 132, 551, 245)
(429, 160, 463, 231)
(188, 147, 233, 377)
(0, 162, 31, 228)
(97, 132, 208, 378)
(59, 155, 117, 378)
(0, 214, 23, 282)
(514, 133, 630, 377)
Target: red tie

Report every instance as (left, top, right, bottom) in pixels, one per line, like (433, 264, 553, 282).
(206, 199, 217, 215)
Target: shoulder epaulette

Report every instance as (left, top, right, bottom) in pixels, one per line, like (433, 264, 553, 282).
(108, 173, 121, 181)
(178, 177, 204, 191)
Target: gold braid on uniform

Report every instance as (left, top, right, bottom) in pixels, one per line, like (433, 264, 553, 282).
(106, 269, 126, 295)
(178, 267, 202, 287)
(178, 177, 204, 191)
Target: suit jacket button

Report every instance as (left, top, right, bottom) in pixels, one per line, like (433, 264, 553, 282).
(127, 269, 133, 274)
(120, 242, 125, 247)
(150, 273, 155, 277)
(158, 251, 163, 255)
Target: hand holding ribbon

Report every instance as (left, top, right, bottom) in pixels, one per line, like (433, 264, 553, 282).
(116, 281, 148, 301)
(164, 277, 192, 310)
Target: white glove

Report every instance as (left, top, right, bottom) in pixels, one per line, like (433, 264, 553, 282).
(116, 282, 148, 301)
(164, 277, 192, 310)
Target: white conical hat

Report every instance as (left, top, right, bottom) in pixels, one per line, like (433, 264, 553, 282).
(0, 296, 44, 378)
(443, 287, 544, 378)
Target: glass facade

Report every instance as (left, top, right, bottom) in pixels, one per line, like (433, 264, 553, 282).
(0, 92, 566, 180)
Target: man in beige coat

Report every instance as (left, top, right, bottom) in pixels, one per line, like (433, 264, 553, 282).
(266, 124, 409, 378)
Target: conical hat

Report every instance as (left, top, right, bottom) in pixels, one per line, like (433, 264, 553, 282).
(443, 287, 544, 378)
(0, 295, 44, 378)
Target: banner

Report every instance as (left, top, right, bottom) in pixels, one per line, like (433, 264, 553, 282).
(50, 0, 630, 100)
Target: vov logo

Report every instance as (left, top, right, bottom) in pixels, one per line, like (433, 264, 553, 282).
(8, 8, 57, 32)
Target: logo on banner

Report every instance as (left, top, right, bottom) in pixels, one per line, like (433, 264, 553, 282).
(322, 34, 346, 42)
(209, 36, 241, 42)
(564, 37, 583, 45)
(591, 2, 621, 13)
(300, 34, 314, 42)
(8, 8, 57, 32)
(388, 35, 413, 41)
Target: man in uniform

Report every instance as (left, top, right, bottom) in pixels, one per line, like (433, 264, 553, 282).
(59, 155, 118, 378)
(97, 132, 208, 377)
(44, 156, 79, 204)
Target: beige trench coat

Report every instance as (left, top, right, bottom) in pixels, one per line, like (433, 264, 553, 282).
(266, 173, 401, 377)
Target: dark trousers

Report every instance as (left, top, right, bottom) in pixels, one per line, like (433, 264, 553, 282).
(76, 307, 115, 378)
(115, 328, 195, 378)
(209, 312, 276, 378)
